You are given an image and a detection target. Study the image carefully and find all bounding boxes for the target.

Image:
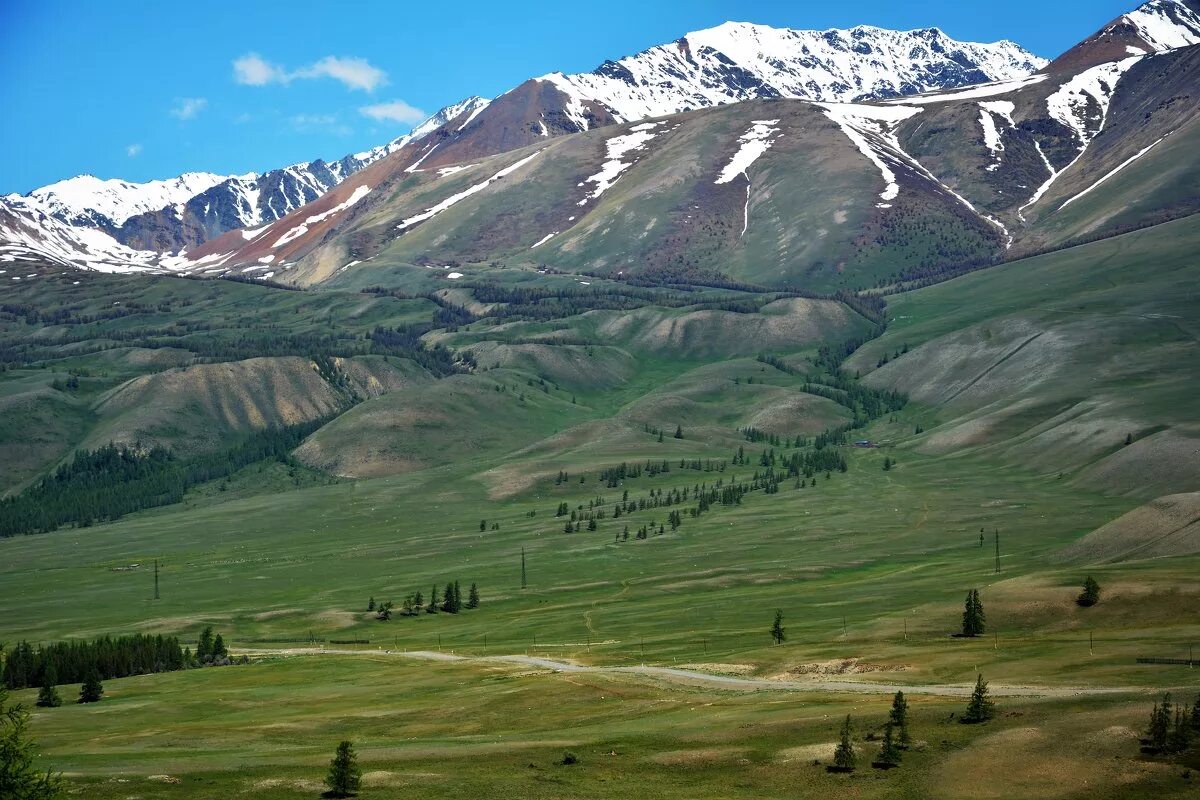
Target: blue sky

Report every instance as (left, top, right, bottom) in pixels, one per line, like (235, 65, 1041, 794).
(0, 0, 1136, 193)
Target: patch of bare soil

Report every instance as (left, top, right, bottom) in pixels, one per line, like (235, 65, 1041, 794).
(772, 658, 909, 678)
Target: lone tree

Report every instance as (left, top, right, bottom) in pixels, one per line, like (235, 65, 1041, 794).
(961, 589, 985, 637)
(35, 669, 61, 709)
(78, 670, 103, 704)
(830, 714, 857, 772)
(874, 722, 902, 768)
(0, 686, 63, 800)
(961, 674, 995, 724)
(673, 425, 683, 439)
(889, 690, 911, 748)
(466, 583, 480, 609)
(770, 609, 786, 645)
(324, 740, 361, 798)
(1076, 576, 1101, 607)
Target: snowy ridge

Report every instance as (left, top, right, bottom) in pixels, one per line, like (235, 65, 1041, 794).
(17, 172, 234, 228)
(538, 21, 1046, 126)
(1118, 0, 1200, 51)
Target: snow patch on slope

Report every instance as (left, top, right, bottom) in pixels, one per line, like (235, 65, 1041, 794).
(578, 122, 664, 205)
(397, 151, 542, 230)
(714, 120, 781, 184)
(817, 103, 923, 203)
(272, 185, 371, 248)
(1060, 134, 1170, 209)
(978, 100, 1015, 171)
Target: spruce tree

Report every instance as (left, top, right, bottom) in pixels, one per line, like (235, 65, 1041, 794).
(770, 609, 785, 645)
(35, 669, 61, 709)
(212, 634, 227, 660)
(889, 690, 910, 748)
(961, 674, 995, 723)
(876, 722, 902, 767)
(427, 585, 440, 614)
(367, 597, 375, 612)
(0, 687, 63, 799)
(1168, 706, 1192, 753)
(442, 582, 455, 613)
(78, 670, 103, 704)
(197, 626, 215, 662)
(1148, 694, 1172, 751)
(832, 715, 856, 771)
(324, 740, 361, 797)
(674, 426, 683, 439)
(453, 581, 462, 613)
(961, 590, 985, 636)
(1076, 576, 1101, 607)
(467, 583, 480, 609)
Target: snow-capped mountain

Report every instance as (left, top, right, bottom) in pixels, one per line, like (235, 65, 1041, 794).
(19, 172, 234, 228)
(540, 22, 1046, 124)
(1, 98, 491, 256)
(1048, 0, 1200, 70)
(4, 1, 1197, 276)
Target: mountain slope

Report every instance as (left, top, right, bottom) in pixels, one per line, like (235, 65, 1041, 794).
(186, 34, 1199, 292)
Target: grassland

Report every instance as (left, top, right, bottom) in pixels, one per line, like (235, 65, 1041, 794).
(2, 218, 1199, 798)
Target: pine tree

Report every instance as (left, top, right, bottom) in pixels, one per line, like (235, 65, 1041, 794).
(35, 669, 61, 709)
(78, 670, 103, 704)
(832, 714, 856, 771)
(1076, 576, 1101, 607)
(889, 690, 911, 748)
(212, 634, 227, 660)
(324, 740, 361, 797)
(453, 581, 462, 613)
(196, 626, 215, 662)
(367, 597, 375, 612)
(467, 583, 480, 609)
(0, 687, 63, 799)
(480, 519, 487, 532)
(1168, 705, 1193, 753)
(961, 674, 995, 723)
(770, 609, 785, 645)
(427, 585, 440, 614)
(876, 722, 902, 767)
(961, 590, 985, 636)
(674, 426, 683, 439)
(1148, 694, 1172, 751)
(442, 582, 455, 613)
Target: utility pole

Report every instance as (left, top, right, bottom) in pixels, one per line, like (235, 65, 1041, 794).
(521, 547, 527, 590)
(994, 529, 1001, 574)
(153, 559, 160, 600)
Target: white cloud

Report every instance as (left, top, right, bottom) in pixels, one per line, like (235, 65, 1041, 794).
(233, 52, 387, 92)
(296, 57, 387, 92)
(170, 97, 208, 120)
(233, 53, 287, 86)
(126, 144, 142, 157)
(359, 99, 427, 124)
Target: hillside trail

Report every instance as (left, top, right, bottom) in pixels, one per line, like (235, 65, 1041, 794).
(237, 646, 1144, 698)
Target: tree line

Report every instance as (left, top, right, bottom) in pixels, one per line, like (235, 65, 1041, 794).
(0, 419, 329, 537)
(2, 627, 230, 690)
